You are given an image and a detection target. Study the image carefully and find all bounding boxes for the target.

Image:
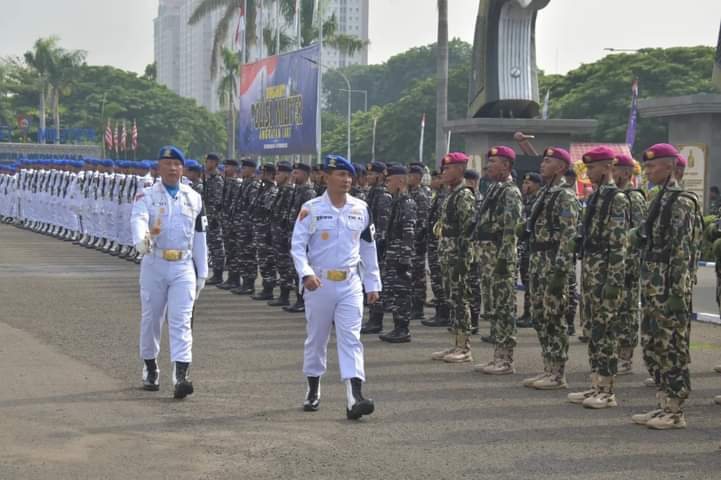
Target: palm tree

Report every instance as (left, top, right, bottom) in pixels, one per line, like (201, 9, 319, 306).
(189, 0, 366, 78)
(47, 47, 86, 144)
(218, 47, 241, 157)
(435, 0, 448, 165)
(24, 37, 59, 143)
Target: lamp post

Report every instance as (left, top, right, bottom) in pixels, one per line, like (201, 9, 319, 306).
(303, 56, 352, 162)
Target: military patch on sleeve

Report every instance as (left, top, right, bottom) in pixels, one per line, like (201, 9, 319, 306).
(298, 208, 310, 221)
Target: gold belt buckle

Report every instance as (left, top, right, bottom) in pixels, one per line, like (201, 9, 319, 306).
(162, 249, 183, 261)
(326, 270, 347, 281)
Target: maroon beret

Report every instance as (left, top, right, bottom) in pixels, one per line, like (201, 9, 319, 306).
(642, 143, 679, 162)
(487, 145, 516, 162)
(442, 152, 469, 166)
(614, 153, 635, 168)
(675, 153, 687, 168)
(582, 146, 616, 164)
(543, 146, 571, 166)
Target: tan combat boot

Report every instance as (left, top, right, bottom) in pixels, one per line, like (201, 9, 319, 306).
(632, 391, 665, 425)
(714, 395, 721, 406)
(523, 358, 550, 387)
(568, 373, 599, 404)
(532, 361, 568, 390)
(432, 334, 459, 361)
(714, 364, 721, 374)
(643, 377, 656, 388)
(616, 347, 634, 376)
(444, 334, 472, 363)
(646, 397, 687, 430)
(582, 375, 617, 409)
(481, 347, 515, 375)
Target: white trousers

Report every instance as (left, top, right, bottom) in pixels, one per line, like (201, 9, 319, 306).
(303, 272, 365, 382)
(139, 255, 196, 363)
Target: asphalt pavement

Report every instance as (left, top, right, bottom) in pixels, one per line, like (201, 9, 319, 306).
(2, 223, 721, 479)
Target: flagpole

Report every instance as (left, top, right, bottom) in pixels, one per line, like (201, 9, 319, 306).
(316, 0, 323, 165)
(275, 0, 280, 55)
(371, 116, 377, 162)
(419, 113, 425, 164)
(446, 129, 451, 154)
(296, 0, 301, 49)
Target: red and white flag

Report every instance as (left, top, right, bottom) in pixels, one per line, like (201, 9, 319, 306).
(131, 119, 138, 152)
(113, 122, 119, 153)
(120, 121, 128, 152)
(104, 119, 113, 151)
(235, 4, 246, 49)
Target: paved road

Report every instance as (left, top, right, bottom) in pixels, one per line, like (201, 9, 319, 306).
(2, 223, 721, 479)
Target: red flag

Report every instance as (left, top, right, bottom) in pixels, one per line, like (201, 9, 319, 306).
(104, 119, 113, 151)
(131, 120, 138, 152)
(120, 121, 128, 152)
(113, 122, 119, 153)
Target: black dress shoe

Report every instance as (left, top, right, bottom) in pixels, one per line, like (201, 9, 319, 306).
(360, 322, 383, 334)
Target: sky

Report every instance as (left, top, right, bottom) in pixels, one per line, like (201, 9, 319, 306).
(0, 0, 720, 75)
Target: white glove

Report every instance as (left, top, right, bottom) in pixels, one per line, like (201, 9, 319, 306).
(196, 278, 206, 297)
(135, 235, 151, 255)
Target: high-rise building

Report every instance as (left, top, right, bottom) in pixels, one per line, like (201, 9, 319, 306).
(154, 0, 369, 112)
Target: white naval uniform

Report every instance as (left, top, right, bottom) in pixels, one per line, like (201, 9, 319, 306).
(131, 181, 208, 363)
(291, 192, 381, 382)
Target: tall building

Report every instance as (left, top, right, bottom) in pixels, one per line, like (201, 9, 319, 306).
(154, 0, 369, 112)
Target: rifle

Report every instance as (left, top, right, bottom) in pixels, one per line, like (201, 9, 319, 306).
(578, 174, 605, 259)
(521, 172, 559, 242)
(640, 173, 672, 247)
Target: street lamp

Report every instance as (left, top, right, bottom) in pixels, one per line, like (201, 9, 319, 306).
(339, 88, 368, 112)
(303, 56, 352, 162)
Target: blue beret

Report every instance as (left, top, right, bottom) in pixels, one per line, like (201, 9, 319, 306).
(262, 163, 276, 174)
(464, 169, 480, 180)
(409, 164, 425, 175)
(523, 172, 542, 184)
(324, 154, 355, 176)
(369, 161, 386, 174)
(101, 159, 114, 168)
(352, 163, 366, 175)
(158, 145, 186, 165)
(293, 162, 311, 173)
(205, 153, 221, 162)
(185, 160, 202, 172)
(150, 161, 159, 169)
(241, 158, 257, 169)
(386, 163, 408, 176)
(277, 161, 292, 172)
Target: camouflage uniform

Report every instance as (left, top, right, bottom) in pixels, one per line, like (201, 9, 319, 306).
(204, 171, 225, 275)
(235, 177, 262, 291)
(617, 188, 648, 370)
(408, 184, 431, 317)
(285, 181, 317, 306)
(527, 178, 579, 386)
(427, 186, 447, 310)
(270, 181, 296, 295)
(580, 182, 629, 381)
(251, 178, 279, 296)
(518, 189, 539, 323)
(640, 180, 700, 416)
(468, 192, 484, 334)
(473, 178, 522, 367)
(219, 176, 242, 286)
(364, 183, 393, 329)
(351, 185, 368, 202)
(378, 191, 417, 341)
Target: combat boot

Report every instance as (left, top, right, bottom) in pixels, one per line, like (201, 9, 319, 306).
(714, 395, 721, 405)
(103, 240, 114, 252)
(233, 277, 256, 295)
(582, 375, 617, 409)
(345, 378, 374, 420)
(284, 292, 305, 313)
(480, 346, 515, 375)
(268, 287, 291, 306)
(411, 299, 426, 320)
(617, 346, 634, 375)
(361, 310, 384, 334)
(109, 242, 121, 256)
(379, 314, 411, 343)
(713, 364, 721, 374)
(431, 334, 459, 360)
(303, 376, 321, 412)
(217, 271, 240, 290)
(172, 361, 194, 400)
(125, 247, 137, 261)
(118, 245, 130, 258)
(646, 397, 687, 430)
(531, 361, 568, 390)
(470, 309, 480, 335)
(251, 282, 274, 300)
(480, 332, 496, 344)
(523, 358, 551, 387)
(206, 269, 224, 286)
(421, 303, 450, 327)
(568, 373, 599, 404)
(443, 334, 472, 363)
(516, 312, 533, 328)
(643, 377, 656, 388)
(134, 252, 143, 264)
(142, 358, 160, 391)
(632, 391, 665, 425)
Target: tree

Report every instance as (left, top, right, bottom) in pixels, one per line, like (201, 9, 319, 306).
(142, 62, 157, 81)
(46, 46, 86, 143)
(435, 0, 448, 163)
(23, 37, 58, 143)
(218, 48, 241, 157)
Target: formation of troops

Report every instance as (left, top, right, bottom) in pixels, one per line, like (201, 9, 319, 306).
(0, 139, 714, 428)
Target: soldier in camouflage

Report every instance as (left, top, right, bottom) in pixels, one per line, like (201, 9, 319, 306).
(567, 146, 629, 409)
(630, 143, 700, 430)
(612, 153, 648, 375)
(377, 164, 417, 343)
(361, 162, 393, 334)
(251, 164, 279, 300)
(430, 152, 476, 364)
(283, 163, 317, 313)
(517, 172, 542, 328)
(563, 169, 580, 337)
(407, 163, 431, 321)
(464, 169, 483, 336)
(522, 147, 579, 390)
(203, 154, 226, 285)
(230, 159, 261, 295)
(350, 163, 368, 201)
(421, 170, 450, 327)
(473, 146, 523, 375)
(217, 159, 243, 290)
(267, 161, 295, 307)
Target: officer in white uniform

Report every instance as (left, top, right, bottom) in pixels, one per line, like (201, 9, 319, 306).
(131, 145, 208, 399)
(291, 154, 382, 420)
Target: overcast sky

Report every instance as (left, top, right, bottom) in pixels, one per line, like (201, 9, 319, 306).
(1, 0, 719, 75)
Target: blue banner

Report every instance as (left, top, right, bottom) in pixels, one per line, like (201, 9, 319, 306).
(237, 44, 320, 156)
